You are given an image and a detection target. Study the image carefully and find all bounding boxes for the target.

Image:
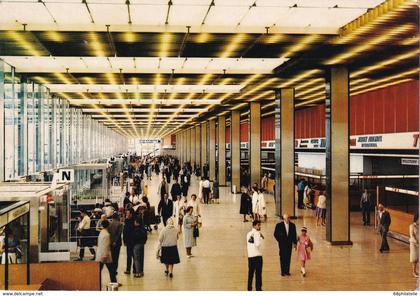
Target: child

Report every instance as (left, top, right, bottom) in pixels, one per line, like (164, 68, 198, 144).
(297, 226, 313, 277)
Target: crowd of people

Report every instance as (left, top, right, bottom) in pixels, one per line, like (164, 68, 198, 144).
(73, 153, 418, 291)
(75, 155, 216, 287)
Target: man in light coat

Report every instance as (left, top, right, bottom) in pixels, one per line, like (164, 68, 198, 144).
(96, 220, 120, 286)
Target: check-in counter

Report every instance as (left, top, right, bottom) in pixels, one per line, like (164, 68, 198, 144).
(0, 183, 71, 262)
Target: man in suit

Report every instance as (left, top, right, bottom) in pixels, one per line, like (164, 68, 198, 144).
(378, 204, 391, 253)
(273, 213, 297, 276)
(158, 193, 174, 226)
(360, 188, 372, 226)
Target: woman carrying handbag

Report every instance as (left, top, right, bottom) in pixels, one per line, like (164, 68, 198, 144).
(297, 226, 313, 277)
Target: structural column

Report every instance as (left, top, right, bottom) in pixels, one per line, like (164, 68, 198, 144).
(201, 122, 207, 171)
(231, 111, 241, 193)
(325, 66, 352, 245)
(218, 115, 226, 186)
(274, 88, 295, 217)
(209, 119, 216, 181)
(195, 125, 201, 169)
(190, 127, 196, 164)
(249, 102, 261, 186)
(186, 128, 191, 162)
(183, 130, 187, 163)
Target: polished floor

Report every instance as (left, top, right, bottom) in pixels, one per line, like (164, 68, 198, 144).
(100, 174, 418, 291)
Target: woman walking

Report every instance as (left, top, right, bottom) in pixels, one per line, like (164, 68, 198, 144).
(173, 195, 185, 233)
(297, 226, 313, 277)
(315, 191, 327, 226)
(132, 217, 148, 278)
(240, 187, 252, 222)
(158, 218, 180, 278)
(257, 188, 267, 222)
(409, 213, 419, 278)
(183, 206, 198, 258)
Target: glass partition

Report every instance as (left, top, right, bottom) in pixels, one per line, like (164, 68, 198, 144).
(0, 58, 127, 182)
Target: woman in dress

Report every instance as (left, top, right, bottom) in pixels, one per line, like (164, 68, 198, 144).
(183, 206, 198, 258)
(315, 191, 327, 226)
(251, 185, 260, 221)
(257, 188, 267, 222)
(173, 195, 185, 234)
(297, 226, 313, 277)
(240, 187, 252, 222)
(158, 218, 180, 278)
(409, 213, 419, 278)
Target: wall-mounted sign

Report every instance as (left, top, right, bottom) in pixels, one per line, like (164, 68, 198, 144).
(350, 132, 419, 150)
(295, 132, 419, 150)
(138, 139, 161, 144)
(0, 203, 30, 228)
(401, 158, 419, 166)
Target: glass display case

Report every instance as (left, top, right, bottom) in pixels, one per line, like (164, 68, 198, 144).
(0, 201, 30, 290)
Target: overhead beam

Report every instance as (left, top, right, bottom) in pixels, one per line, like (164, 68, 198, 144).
(68, 99, 222, 105)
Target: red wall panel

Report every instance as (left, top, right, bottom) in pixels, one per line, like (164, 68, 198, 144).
(294, 80, 419, 139)
(240, 122, 248, 142)
(261, 117, 275, 141)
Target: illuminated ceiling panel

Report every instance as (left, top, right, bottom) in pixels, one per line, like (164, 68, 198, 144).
(46, 84, 243, 93)
(89, 4, 129, 25)
(45, 3, 92, 25)
(0, 57, 288, 74)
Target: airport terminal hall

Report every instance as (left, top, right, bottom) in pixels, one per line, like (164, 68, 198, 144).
(0, 0, 419, 294)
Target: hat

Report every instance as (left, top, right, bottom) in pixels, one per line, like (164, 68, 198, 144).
(301, 226, 308, 232)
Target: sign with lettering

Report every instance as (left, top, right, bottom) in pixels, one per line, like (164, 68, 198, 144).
(58, 169, 75, 183)
(401, 158, 419, 166)
(295, 132, 419, 150)
(138, 139, 161, 144)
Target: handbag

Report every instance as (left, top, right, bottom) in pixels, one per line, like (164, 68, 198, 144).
(193, 227, 199, 238)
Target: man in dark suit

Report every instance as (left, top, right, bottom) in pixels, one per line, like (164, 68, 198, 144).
(158, 193, 174, 226)
(378, 204, 391, 253)
(273, 214, 297, 276)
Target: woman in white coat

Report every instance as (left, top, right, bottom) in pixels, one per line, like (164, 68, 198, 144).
(257, 188, 267, 222)
(183, 206, 198, 258)
(173, 195, 185, 233)
(251, 186, 260, 221)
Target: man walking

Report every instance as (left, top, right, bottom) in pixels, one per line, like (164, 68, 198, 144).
(247, 220, 264, 291)
(297, 180, 305, 209)
(123, 209, 136, 274)
(158, 178, 169, 200)
(360, 188, 372, 226)
(378, 204, 391, 253)
(158, 193, 174, 226)
(273, 214, 297, 276)
(108, 213, 123, 274)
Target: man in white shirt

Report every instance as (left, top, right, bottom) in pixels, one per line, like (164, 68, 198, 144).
(77, 209, 96, 261)
(202, 178, 211, 204)
(246, 220, 264, 291)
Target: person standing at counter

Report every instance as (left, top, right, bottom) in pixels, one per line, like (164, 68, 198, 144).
(378, 204, 391, 253)
(409, 213, 419, 278)
(77, 209, 96, 261)
(360, 188, 372, 226)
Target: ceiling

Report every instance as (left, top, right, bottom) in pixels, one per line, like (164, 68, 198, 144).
(0, 0, 418, 138)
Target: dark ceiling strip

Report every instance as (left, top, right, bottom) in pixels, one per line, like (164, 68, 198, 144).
(106, 25, 118, 57)
(165, 0, 173, 25)
(201, 0, 215, 25)
(82, 0, 95, 24)
(126, 0, 132, 25)
(177, 26, 190, 58)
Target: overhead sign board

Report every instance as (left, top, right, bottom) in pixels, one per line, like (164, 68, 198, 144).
(138, 139, 161, 144)
(58, 169, 75, 183)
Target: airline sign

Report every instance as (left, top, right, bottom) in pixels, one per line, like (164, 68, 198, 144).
(350, 132, 419, 150)
(295, 132, 419, 150)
